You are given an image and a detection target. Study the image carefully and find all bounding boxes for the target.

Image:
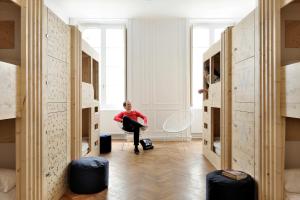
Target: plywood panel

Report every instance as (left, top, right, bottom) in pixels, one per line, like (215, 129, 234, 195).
(232, 110, 255, 176)
(47, 57, 68, 103)
(47, 9, 69, 62)
(232, 57, 255, 103)
(46, 111, 67, 200)
(70, 26, 82, 160)
(0, 21, 14, 49)
(81, 82, 94, 108)
(220, 27, 233, 170)
(232, 11, 255, 64)
(44, 7, 71, 200)
(210, 82, 221, 108)
(0, 61, 20, 120)
(281, 63, 300, 118)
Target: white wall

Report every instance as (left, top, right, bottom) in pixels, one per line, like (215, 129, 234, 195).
(100, 18, 191, 140)
(191, 108, 203, 138)
(128, 18, 190, 140)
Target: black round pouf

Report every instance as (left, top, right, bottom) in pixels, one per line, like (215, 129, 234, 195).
(100, 134, 111, 153)
(69, 157, 109, 194)
(206, 170, 255, 200)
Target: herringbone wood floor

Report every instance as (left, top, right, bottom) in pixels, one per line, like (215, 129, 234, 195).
(62, 140, 215, 200)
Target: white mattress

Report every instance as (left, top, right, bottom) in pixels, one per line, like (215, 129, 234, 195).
(0, 187, 16, 200)
(82, 137, 89, 155)
(285, 192, 300, 200)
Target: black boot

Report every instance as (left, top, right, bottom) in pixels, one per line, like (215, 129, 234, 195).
(134, 146, 140, 154)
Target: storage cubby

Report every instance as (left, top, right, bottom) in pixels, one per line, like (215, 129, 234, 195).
(82, 108, 91, 155)
(281, 1, 300, 66)
(0, 118, 16, 143)
(285, 117, 300, 169)
(211, 52, 221, 84)
(82, 51, 92, 83)
(92, 59, 99, 100)
(211, 107, 221, 156)
(203, 59, 210, 100)
(0, 0, 21, 65)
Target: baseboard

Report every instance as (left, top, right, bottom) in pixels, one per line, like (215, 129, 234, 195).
(111, 133, 192, 142)
(191, 133, 203, 139)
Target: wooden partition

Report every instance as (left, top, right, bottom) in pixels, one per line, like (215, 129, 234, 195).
(42, 7, 71, 200)
(231, 10, 256, 177)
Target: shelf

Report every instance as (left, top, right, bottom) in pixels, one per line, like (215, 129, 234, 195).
(211, 107, 220, 155)
(82, 108, 92, 156)
(92, 59, 99, 100)
(211, 52, 221, 84)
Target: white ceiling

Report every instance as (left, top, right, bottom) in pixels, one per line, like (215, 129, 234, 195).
(45, 0, 256, 23)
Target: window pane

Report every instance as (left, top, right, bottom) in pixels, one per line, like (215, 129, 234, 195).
(106, 83, 125, 105)
(214, 28, 225, 43)
(106, 66, 124, 86)
(104, 27, 126, 107)
(192, 47, 207, 108)
(193, 27, 209, 47)
(82, 28, 101, 54)
(106, 29, 125, 48)
(106, 47, 125, 66)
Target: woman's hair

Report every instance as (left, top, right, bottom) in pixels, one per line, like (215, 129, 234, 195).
(123, 101, 127, 107)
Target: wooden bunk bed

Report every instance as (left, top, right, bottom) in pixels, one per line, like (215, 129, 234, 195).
(81, 39, 100, 156)
(202, 26, 233, 170)
(281, 1, 300, 199)
(0, 0, 21, 199)
(202, 41, 222, 169)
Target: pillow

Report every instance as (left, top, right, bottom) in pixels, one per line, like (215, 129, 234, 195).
(0, 168, 16, 193)
(285, 168, 300, 193)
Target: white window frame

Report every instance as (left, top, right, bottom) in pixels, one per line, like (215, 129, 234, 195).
(81, 24, 127, 110)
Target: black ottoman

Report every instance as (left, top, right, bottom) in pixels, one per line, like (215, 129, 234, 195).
(100, 134, 111, 153)
(69, 157, 109, 194)
(206, 170, 255, 200)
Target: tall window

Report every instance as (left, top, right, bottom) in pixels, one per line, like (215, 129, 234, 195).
(83, 25, 126, 109)
(191, 24, 228, 109)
